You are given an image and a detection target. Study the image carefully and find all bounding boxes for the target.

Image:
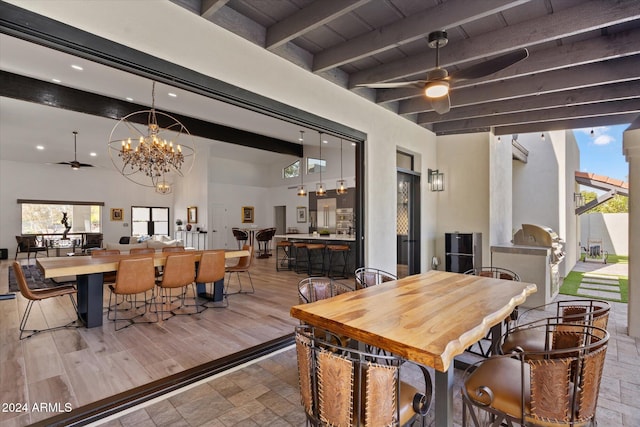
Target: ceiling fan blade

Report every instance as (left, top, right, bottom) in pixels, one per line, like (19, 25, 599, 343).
(355, 80, 426, 89)
(451, 48, 529, 81)
(77, 163, 94, 167)
(430, 94, 451, 115)
(56, 161, 72, 165)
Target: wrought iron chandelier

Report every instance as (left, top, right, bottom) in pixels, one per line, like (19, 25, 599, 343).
(108, 82, 195, 189)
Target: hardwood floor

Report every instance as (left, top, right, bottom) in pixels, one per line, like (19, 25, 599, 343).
(0, 254, 326, 426)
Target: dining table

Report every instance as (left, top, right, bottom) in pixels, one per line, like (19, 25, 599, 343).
(37, 249, 249, 328)
(290, 270, 537, 427)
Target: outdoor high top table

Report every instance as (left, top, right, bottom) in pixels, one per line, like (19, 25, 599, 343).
(37, 249, 249, 328)
(290, 270, 537, 427)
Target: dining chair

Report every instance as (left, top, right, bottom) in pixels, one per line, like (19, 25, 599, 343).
(354, 267, 397, 289)
(155, 252, 201, 320)
(501, 299, 611, 355)
(232, 228, 248, 250)
(106, 256, 158, 330)
(129, 247, 155, 254)
(15, 235, 49, 263)
(225, 245, 254, 294)
(91, 249, 121, 283)
(295, 325, 432, 427)
(195, 250, 227, 308)
(462, 323, 609, 427)
(463, 266, 521, 357)
(13, 261, 80, 339)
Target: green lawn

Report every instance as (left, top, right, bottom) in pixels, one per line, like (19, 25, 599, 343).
(562, 254, 629, 303)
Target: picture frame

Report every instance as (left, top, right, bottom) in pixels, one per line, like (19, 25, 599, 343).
(110, 208, 123, 221)
(296, 206, 307, 223)
(187, 206, 198, 224)
(242, 206, 254, 223)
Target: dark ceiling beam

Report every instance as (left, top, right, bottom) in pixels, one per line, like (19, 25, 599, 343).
(417, 81, 640, 126)
(312, 0, 530, 72)
(399, 56, 640, 115)
(492, 114, 639, 136)
(376, 27, 640, 104)
(200, 0, 230, 19)
(349, 0, 640, 87)
(266, 0, 371, 50)
(432, 99, 640, 134)
(0, 71, 304, 157)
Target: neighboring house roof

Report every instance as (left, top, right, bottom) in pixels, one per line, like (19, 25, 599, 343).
(575, 171, 629, 195)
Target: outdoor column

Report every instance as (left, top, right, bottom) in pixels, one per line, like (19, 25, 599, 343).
(623, 117, 640, 338)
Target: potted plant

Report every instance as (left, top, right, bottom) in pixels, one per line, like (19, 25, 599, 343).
(175, 219, 183, 231)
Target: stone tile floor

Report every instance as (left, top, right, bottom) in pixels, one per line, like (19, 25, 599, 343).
(92, 262, 639, 427)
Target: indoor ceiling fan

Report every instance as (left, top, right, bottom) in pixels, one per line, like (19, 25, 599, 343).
(56, 131, 94, 170)
(356, 31, 529, 114)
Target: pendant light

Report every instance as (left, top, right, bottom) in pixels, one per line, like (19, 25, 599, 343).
(316, 132, 326, 197)
(297, 130, 306, 196)
(336, 138, 347, 195)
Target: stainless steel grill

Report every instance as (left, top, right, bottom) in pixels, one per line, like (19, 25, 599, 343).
(513, 224, 565, 264)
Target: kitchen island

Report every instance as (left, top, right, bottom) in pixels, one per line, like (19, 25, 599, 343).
(274, 234, 356, 276)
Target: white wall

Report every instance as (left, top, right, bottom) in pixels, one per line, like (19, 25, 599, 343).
(580, 213, 629, 255)
(490, 134, 514, 247)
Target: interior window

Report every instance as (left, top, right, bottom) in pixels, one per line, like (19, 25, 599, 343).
(283, 160, 300, 178)
(307, 157, 326, 174)
(132, 206, 169, 236)
(20, 200, 102, 234)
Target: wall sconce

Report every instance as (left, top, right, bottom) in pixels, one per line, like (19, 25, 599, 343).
(428, 168, 444, 192)
(574, 192, 585, 208)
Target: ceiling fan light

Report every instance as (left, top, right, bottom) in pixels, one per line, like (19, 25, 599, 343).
(425, 81, 449, 98)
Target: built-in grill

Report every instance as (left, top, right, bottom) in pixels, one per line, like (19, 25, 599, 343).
(491, 224, 565, 308)
(513, 224, 565, 264)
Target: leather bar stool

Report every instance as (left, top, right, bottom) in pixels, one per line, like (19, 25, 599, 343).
(276, 241, 292, 271)
(326, 244, 351, 279)
(306, 243, 326, 276)
(291, 242, 308, 274)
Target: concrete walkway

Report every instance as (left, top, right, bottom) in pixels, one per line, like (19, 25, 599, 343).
(570, 260, 628, 302)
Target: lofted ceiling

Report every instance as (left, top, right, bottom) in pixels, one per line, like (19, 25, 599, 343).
(171, 0, 640, 135)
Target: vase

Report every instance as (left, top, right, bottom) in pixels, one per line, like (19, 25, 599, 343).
(186, 224, 192, 231)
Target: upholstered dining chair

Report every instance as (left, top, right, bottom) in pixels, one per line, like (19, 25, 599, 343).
(195, 250, 227, 308)
(295, 325, 432, 427)
(91, 249, 121, 283)
(225, 245, 254, 294)
(129, 247, 155, 254)
(155, 252, 201, 320)
(107, 256, 158, 330)
(13, 261, 80, 339)
(232, 228, 248, 250)
(462, 323, 609, 427)
(162, 246, 186, 252)
(354, 267, 397, 289)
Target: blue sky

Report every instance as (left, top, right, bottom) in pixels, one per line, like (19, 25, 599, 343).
(572, 124, 630, 182)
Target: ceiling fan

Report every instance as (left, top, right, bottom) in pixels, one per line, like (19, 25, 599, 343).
(356, 31, 529, 114)
(56, 131, 94, 170)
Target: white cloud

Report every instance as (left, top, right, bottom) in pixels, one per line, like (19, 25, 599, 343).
(593, 134, 615, 145)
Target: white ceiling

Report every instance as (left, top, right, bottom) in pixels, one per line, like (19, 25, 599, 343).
(0, 34, 352, 170)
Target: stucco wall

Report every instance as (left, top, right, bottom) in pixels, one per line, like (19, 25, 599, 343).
(580, 213, 629, 255)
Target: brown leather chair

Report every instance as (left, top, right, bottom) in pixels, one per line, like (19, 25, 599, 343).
(107, 256, 158, 330)
(354, 267, 397, 289)
(232, 228, 248, 249)
(195, 250, 227, 308)
(225, 245, 254, 294)
(91, 249, 121, 283)
(295, 325, 432, 426)
(155, 253, 201, 319)
(129, 247, 155, 254)
(162, 246, 186, 252)
(15, 235, 49, 263)
(462, 324, 609, 427)
(13, 261, 80, 339)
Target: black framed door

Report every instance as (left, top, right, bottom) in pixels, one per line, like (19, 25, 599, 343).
(397, 170, 421, 277)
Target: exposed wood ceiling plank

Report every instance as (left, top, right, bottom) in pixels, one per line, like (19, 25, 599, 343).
(312, 0, 531, 72)
(432, 99, 640, 134)
(399, 56, 640, 115)
(266, 0, 372, 50)
(492, 114, 639, 136)
(200, 0, 230, 19)
(349, 0, 640, 87)
(376, 28, 640, 104)
(417, 81, 640, 125)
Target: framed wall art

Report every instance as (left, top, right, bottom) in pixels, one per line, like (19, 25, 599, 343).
(242, 206, 254, 223)
(187, 206, 198, 224)
(296, 206, 307, 223)
(110, 208, 123, 221)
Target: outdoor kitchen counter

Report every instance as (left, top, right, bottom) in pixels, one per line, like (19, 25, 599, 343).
(491, 243, 551, 256)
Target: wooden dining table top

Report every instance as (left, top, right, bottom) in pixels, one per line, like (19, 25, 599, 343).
(290, 270, 536, 372)
(36, 249, 249, 279)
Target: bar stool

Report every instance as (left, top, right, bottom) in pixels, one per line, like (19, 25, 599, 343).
(326, 244, 351, 279)
(306, 243, 326, 276)
(292, 242, 308, 274)
(276, 241, 292, 271)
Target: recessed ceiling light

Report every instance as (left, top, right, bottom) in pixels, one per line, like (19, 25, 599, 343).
(71, 64, 83, 71)
(125, 97, 134, 102)
(36, 145, 45, 150)
(168, 92, 177, 98)
(351, 142, 356, 146)
(52, 78, 61, 83)
(90, 152, 97, 157)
